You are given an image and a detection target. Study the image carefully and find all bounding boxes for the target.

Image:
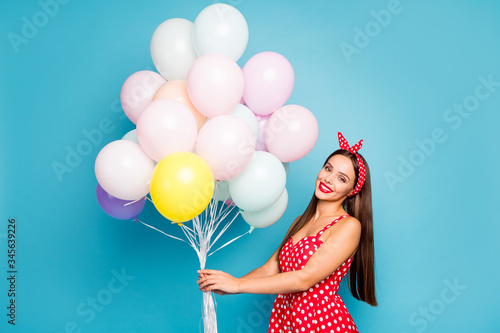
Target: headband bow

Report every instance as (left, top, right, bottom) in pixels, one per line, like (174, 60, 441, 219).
(338, 132, 365, 197)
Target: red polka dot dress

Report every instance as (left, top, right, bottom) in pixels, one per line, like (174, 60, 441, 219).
(268, 215, 359, 333)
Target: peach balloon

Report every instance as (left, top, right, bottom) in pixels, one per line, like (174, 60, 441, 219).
(153, 80, 206, 131)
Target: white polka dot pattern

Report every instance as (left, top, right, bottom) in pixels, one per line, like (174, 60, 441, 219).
(337, 132, 365, 197)
(268, 215, 359, 333)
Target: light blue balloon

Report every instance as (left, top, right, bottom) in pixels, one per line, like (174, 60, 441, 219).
(229, 151, 286, 212)
(241, 188, 288, 229)
(230, 104, 259, 142)
(282, 162, 290, 178)
(122, 129, 139, 143)
(214, 179, 231, 202)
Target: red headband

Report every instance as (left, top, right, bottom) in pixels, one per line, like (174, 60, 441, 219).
(338, 132, 365, 197)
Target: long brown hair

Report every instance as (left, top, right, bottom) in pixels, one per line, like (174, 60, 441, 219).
(277, 149, 377, 306)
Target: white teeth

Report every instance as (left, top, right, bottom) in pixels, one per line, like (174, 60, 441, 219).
(320, 183, 332, 192)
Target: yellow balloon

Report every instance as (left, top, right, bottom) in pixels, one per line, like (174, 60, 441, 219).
(150, 152, 214, 223)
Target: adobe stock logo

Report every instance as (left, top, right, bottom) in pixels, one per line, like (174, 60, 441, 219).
(236, 296, 275, 333)
(50, 268, 135, 333)
(401, 278, 467, 333)
(7, 0, 72, 54)
(339, 0, 415, 63)
(385, 74, 499, 191)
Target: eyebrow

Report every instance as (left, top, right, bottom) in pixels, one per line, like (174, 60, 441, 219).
(326, 162, 351, 180)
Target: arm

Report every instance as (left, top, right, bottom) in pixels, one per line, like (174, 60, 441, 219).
(239, 246, 280, 279)
(197, 251, 279, 296)
(238, 215, 302, 280)
(198, 217, 361, 295)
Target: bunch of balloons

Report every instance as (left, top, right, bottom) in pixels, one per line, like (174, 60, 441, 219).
(94, 3, 319, 230)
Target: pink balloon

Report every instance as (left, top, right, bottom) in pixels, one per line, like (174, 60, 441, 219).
(242, 52, 294, 116)
(120, 70, 166, 124)
(196, 115, 255, 180)
(186, 53, 244, 118)
(137, 99, 198, 162)
(255, 114, 271, 152)
(264, 105, 318, 163)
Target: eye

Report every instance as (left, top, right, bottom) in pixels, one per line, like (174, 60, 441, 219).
(325, 166, 331, 171)
(340, 177, 346, 183)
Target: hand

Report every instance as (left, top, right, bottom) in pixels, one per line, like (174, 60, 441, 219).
(197, 269, 240, 294)
(197, 272, 228, 295)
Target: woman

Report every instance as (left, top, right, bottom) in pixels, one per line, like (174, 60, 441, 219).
(198, 132, 377, 332)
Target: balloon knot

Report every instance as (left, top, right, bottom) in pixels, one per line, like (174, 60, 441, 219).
(249, 226, 255, 234)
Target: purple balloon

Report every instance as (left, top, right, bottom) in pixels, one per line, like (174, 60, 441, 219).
(96, 183, 146, 220)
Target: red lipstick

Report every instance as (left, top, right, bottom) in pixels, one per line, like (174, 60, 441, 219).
(319, 182, 333, 193)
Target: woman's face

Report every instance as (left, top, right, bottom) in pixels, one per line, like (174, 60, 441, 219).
(315, 154, 356, 200)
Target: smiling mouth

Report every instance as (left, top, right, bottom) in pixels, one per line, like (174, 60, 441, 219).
(319, 182, 333, 193)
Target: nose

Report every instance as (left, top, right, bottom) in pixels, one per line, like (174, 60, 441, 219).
(324, 174, 334, 184)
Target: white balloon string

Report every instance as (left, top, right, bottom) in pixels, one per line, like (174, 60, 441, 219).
(123, 196, 145, 206)
(134, 181, 251, 332)
(208, 229, 250, 257)
(202, 290, 217, 333)
(180, 224, 200, 255)
(134, 219, 188, 244)
(209, 209, 241, 251)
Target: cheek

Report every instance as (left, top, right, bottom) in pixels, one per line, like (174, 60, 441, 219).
(339, 180, 352, 190)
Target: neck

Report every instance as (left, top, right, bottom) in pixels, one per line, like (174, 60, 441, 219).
(313, 198, 347, 221)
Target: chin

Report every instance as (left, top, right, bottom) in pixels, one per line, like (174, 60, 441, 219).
(315, 188, 331, 199)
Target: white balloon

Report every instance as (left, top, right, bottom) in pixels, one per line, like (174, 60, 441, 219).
(241, 188, 288, 229)
(122, 129, 138, 143)
(229, 151, 286, 212)
(230, 104, 258, 142)
(192, 3, 249, 61)
(150, 18, 198, 80)
(95, 140, 155, 200)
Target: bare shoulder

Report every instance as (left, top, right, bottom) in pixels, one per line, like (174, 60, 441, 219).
(326, 215, 361, 238)
(342, 215, 361, 229)
(339, 215, 362, 233)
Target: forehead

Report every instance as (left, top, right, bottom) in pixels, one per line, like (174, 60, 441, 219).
(325, 155, 355, 176)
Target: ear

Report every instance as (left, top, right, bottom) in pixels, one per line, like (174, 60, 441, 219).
(347, 185, 356, 197)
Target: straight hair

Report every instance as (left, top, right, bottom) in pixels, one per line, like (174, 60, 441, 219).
(277, 149, 377, 306)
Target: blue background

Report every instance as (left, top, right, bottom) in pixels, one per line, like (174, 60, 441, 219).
(1, 0, 499, 332)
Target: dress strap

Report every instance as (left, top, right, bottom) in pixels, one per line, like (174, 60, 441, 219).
(316, 215, 350, 237)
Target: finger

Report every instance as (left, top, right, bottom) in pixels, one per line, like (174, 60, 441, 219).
(197, 275, 210, 283)
(199, 277, 218, 290)
(197, 269, 221, 275)
(199, 279, 214, 289)
(197, 275, 215, 285)
(198, 277, 211, 288)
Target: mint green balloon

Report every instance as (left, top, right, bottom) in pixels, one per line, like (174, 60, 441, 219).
(241, 188, 288, 229)
(229, 151, 286, 212)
